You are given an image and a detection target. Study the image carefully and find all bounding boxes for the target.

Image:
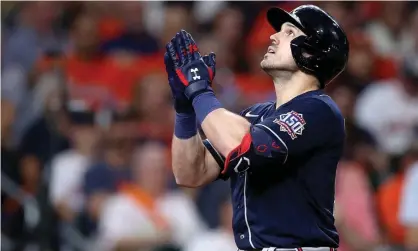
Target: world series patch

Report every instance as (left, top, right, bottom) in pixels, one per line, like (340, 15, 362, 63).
(273, 111, 306, 140)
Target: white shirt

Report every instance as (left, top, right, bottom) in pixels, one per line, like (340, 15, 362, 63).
(185, 229, 236, 251)
(365, 21, 415, 59)
(49, 150, 90, 212)
(95, 190, 206, 251)
(400, 162, 418, 226)
(355, 80, 418, 155)
(156, 191, 207, 247)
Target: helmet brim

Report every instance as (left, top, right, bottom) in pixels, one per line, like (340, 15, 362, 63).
(267, 7, 305, 33)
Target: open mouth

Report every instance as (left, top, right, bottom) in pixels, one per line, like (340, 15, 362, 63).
(267, 46, 275, 54)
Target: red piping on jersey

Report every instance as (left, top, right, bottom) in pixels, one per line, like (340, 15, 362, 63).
(222, 133, 252, 174)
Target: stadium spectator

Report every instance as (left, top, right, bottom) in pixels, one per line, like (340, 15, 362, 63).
(80, 114, 134, 236)
(335, 161, 381, 251)
(49, 101, 100, 223)
(2, 2, 65, 72)
(365, 2, 408, 59)
(1, 99, 18, 180)
(2, 2, 67, 147)
(96, 141, 205, 251)
(1, 99, 25, 245)
(399, 146, 418, 251)
(129, 72, 174, 143)
(65, 12, 111, 103)
(159, 4, 194, 50)
(185, 195, 236, 251)
(101, 2, 159, 55)
(334, 32, 377, 94)
(18, 71, 70, 197)
(355, 54, 418, 162)
(376, 146, 418, 248)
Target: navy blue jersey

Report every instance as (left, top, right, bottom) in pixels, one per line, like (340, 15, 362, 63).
(222, 90, 344, 249)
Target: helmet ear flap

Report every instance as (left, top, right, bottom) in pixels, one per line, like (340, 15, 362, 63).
(290, 36, 325, 81)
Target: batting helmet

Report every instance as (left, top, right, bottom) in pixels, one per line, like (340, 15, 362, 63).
(267, 5, 349, 87)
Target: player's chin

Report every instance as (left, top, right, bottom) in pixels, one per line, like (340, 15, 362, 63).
(260, 60, 277, 70)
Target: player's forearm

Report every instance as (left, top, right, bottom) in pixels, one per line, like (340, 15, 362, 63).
(200, 108, 250, 157)
(172, 134, 207, 187)
(171, 111, 219, 187)
(192, 92, 250, 157)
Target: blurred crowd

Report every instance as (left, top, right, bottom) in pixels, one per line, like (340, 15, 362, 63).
(1, 1, 418, 251)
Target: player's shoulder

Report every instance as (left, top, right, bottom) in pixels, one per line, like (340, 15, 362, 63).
(273, 91, 345, 137)
(311, 93, 344, 122)
(284, 92, 343, 121)
(239, 101, 275, 117)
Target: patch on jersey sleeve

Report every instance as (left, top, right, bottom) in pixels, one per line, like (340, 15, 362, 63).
(273, 111, 306, 140)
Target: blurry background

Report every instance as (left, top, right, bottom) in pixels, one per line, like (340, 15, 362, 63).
(1, 1, 418, 251)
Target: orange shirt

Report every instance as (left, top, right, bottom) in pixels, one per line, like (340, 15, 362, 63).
(35, 51, 166, 108)
(65, 54, 118, 105)
(119, 183, 169, 230)
(104, 52, 166, 105)
(376, 172, 406, 244)
(98, 17, 125, 42)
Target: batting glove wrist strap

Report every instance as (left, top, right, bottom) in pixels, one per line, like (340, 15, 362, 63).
(184, 80, 213, 100)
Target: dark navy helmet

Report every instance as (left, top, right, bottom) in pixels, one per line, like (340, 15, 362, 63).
(267, 5, 349, 87)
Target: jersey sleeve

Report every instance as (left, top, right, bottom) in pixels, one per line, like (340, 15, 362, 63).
(239, 104, 255, 117)
(238, 102, 274, 117)
(221, 98, 344, 176)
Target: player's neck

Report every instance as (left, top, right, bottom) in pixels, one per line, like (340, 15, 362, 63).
(272, 72, 319, 108)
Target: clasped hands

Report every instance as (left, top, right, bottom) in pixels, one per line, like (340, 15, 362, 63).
(164, 30, 217, 114)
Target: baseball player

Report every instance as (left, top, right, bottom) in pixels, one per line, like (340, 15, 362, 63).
(164, 5, 349, 251)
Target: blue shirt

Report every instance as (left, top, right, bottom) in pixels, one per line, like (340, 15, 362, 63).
(83, 163, 131, 196)
(223, 90, 344, 249)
